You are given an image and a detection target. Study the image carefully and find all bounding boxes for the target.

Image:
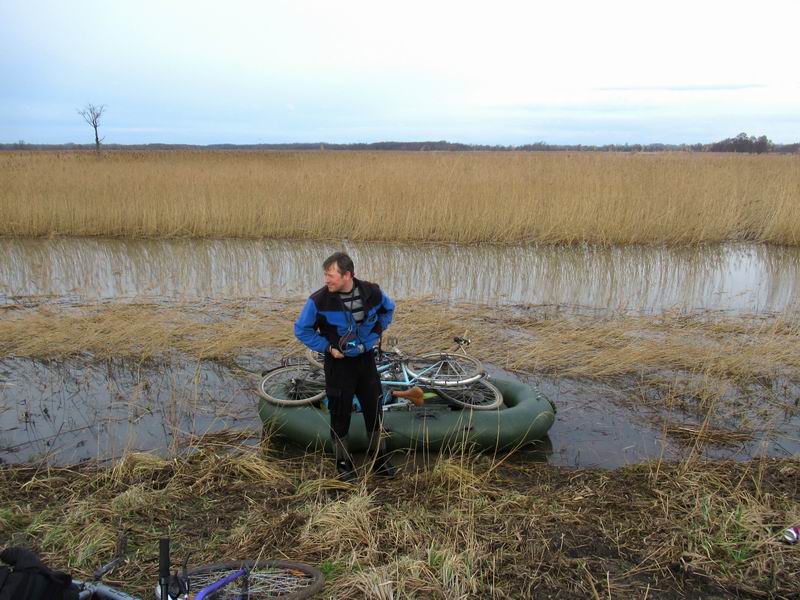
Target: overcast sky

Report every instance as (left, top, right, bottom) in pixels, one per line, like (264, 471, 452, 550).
(2, 0, 799, 145)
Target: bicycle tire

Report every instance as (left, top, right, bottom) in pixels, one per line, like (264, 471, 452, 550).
(185, 559, 324, 600)
(435, 378, 503, 410)
(304, 348, 325, 370)
(405, 352, 484, 386)
(257, 366, 326, 406)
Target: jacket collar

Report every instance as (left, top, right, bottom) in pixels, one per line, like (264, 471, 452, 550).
(335, 276, 371, 301)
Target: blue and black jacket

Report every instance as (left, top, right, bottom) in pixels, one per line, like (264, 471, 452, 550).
(295, 278, 395, 354)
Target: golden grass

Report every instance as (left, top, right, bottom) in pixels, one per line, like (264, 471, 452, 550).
(1, 150, 799, 245)
(2, 300, 798, 386)
(1, 433, 798, 598)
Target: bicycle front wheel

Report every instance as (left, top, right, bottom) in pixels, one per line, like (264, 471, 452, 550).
(258, 366, 326, 406)
(405, 352, 484, 386)
(435, 378, 503, 410)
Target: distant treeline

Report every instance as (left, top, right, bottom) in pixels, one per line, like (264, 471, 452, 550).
(2, 132, 798, 153)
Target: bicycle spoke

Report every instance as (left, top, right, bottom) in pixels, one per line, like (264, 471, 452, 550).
(406, 352, 484, 386)
(435, 379, 503, 410)
(434, 359, 445, 380)
(190, 569, 315, 597)
(187, 560, 323, 600)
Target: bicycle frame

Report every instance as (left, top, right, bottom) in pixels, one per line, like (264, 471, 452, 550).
(75, 572, 250, 600)
(303, 337, 485, 410)
(74, 536, 251, 600)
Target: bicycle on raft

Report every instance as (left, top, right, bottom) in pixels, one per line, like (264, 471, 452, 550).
(71, 535, 324, 599)
(257, 337, 503, 411)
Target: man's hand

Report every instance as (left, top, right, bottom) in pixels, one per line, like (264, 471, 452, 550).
(330, 346, 345, 359)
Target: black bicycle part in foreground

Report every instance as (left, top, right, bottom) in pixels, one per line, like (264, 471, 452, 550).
(74, 536, 324, 599)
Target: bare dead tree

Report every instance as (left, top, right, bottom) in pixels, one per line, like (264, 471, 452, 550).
(77, 103, 106, 151)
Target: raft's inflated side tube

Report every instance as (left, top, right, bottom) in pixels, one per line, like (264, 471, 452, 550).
(257, 377, 556, 453)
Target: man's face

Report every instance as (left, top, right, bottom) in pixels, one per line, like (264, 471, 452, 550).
(324, 265, 352, 293)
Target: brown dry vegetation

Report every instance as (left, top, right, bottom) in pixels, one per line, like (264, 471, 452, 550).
(1, 430, 798, 599)
(1, 300, 798, 384)
(1, 151, 799, 245)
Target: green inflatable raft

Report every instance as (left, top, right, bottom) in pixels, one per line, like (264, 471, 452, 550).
(257, 377, 556, 453)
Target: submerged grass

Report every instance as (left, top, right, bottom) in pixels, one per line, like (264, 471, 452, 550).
(2, 150, 799, 245)
(0, 433, 798, 598)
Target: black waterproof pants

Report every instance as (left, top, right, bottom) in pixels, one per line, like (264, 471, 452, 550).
(324, 350, 383, 441)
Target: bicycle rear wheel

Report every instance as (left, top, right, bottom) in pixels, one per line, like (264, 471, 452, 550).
(435, 378, 503, 410)
(258, 366, 326, 406)
(405, 352, 484, 386)
(186, 559, 324, 599)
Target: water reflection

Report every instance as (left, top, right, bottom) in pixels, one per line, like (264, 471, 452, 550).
(0, 358, 261, 464)
(1, 238, 798, 313)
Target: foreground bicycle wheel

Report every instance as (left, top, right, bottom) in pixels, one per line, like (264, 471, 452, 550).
(405, 352, 484, 386)
(258, 366, 326, 406)
(185, 559, 324, 599)
(435, 378, 503, 410)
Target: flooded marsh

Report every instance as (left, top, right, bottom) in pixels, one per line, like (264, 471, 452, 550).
(1, 233, 799, 598)
(1, 297, 797, 468)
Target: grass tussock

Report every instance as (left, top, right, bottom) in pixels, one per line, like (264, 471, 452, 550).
(1, 150, 799, 245)
(1, 434, 798, 598)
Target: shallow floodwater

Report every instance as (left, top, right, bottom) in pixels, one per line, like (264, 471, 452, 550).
(2, 238, 799, 313)
(0, 358, 264, 464)
(2, 356, 797, 468)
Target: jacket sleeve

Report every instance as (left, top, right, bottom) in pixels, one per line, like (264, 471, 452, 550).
(362, 289, 395, 350)
(294, 298, 330, 353)
(378, 289, 395, 331)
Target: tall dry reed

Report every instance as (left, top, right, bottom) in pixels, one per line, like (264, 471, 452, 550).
(1, 150, 798, 244)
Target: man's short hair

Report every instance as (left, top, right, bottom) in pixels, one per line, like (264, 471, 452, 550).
(323, 252, 355, 277)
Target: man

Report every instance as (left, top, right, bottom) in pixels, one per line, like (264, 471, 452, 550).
(294, 252, 396, 481)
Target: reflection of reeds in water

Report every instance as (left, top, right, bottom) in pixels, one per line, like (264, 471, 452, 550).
(2, 238, 799, 313)
(0, 430, 797, 598)
(1, 151, 799, 245)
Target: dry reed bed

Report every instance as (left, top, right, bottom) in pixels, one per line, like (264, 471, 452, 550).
(1, 151, 799, 245)
(1, 300, 798, 385)
(1, 431, 798, 598)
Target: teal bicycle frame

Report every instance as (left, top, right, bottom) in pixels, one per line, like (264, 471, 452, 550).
(323, 351, 474, 412)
